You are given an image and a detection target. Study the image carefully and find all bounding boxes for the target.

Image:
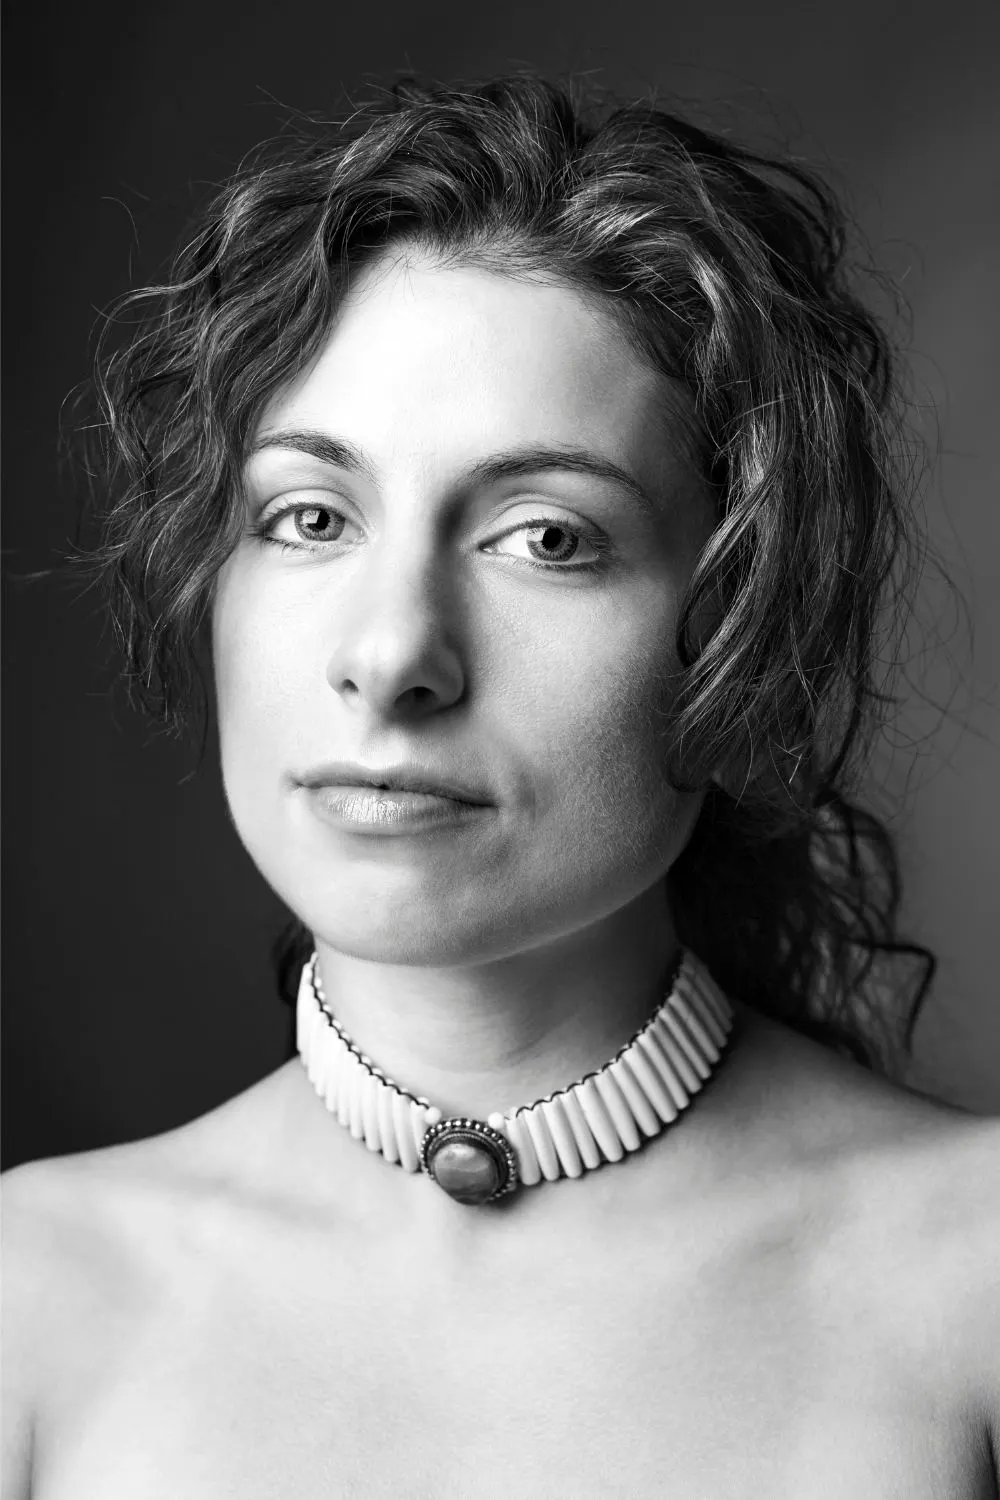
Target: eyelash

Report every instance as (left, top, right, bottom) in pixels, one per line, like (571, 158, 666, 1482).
(249, 501, 613, 573)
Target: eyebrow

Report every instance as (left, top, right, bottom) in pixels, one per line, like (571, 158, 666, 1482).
(249, 428, 658, 515)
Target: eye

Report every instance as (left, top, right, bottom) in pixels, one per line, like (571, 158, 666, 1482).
(486, 518, 610, 571)
(253, 499, 354, 553)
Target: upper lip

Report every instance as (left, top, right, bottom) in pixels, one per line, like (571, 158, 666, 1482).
(300, 762, 491, 805)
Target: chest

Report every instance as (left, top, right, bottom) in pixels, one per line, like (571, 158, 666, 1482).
(32, 1227, 990, 1499)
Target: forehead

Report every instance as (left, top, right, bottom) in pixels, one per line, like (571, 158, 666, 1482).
(255, 255, 702, 485)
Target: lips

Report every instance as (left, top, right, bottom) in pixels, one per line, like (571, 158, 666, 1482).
(299, 762, 491, 806)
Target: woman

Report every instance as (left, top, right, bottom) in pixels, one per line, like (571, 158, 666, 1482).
(3, 72, 998, 1497)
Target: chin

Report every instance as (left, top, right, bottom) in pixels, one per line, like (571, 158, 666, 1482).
(306, 912, 516, 967)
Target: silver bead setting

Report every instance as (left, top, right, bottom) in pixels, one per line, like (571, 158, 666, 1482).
(419, 1118, 519, 1205)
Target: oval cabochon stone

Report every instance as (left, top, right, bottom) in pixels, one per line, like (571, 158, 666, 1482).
(429, 1139, 502, 1205)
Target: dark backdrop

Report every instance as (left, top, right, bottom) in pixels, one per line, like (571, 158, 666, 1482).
(4, 0, 998, 1169)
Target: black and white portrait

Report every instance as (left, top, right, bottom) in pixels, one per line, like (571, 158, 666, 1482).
(3, 2, 998, 1494)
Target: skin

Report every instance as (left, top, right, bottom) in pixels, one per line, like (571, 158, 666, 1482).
(3, 253, 999, 1498)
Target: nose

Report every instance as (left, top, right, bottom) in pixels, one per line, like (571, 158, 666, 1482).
(325, 540, 466, 721)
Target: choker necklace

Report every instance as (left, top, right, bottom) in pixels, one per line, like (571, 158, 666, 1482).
(297, 949, 736, 1206)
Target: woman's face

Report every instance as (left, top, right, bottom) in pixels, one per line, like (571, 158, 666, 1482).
(212, 254, 717, 964)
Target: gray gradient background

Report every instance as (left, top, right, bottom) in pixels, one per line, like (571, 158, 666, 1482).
(3, 0, 998, 1169)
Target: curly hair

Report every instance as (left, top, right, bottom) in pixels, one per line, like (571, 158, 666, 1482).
(68, 70, 941, 1079)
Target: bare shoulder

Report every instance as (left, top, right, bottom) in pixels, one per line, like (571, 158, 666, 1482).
(1, 1136, 198, 1389)
(0, 1064, 294, 1303)
(0, 1144, 166, 1498)
(841, 1099, 1000, 1482)
(0, 1067, 292, 1490)
(853, 1099, 1000, 1461)
(739, 1004, 1000, 1280)
(2, 1055, 306, 1279)
(730, 1005, 1000, 1468)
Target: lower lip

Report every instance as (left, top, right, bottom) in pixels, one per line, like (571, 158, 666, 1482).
(305, 785, 492, 835)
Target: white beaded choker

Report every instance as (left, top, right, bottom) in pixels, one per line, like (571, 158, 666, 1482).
(297, 948, 737, 1206)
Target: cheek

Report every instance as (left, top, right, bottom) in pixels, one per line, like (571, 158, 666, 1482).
(500, 632, 700, 932)
(564, 665, 678, 812)
(211, 575, 312, 778)
(519, 609, 685, 829)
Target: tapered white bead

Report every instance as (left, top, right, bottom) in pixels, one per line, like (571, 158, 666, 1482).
(674, 1002, 718, 1074)
(608, 1056, 660, 1137)
(323, 1038, 345, 1112)
(376, 1080, 398, 1163)
(361, 1073, 382, 1152)
(673, 981, 723, 1061)
(676, 1002, 721, 1070)
(560, 1088, 603, 1169)
(334, 1052, 350, 1127)
(298, 961, 315, 1038)
(622, 1045, 677, 1125)
(335, 1052, 356, 1129)
(659, 1007, 709, 1083)
(312, 1028, 332, 1101)
(524, 1105, 562, 1180)
(304, 1008, 324, 1090)
(408, 1100, 428, 1160)
(541, 1096, 584, 1178)
(504, 1112, 542, 1186)
(640, 1027, 692, 1108)
(657, 1008, 704, 1091)
(393, 1091, 419, 1171)
(407, 1101, 442, 1161)
(683, 965, 729, 1038)
(347, 1060, 367, 1141)
(593, 1070, 642, 1152)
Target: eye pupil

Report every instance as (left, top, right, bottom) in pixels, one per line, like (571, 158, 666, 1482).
(297, 507, 341, 542)
(527, 524, 578, 563)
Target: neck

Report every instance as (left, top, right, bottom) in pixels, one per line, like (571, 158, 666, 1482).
(310, 883, 681, 1122)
